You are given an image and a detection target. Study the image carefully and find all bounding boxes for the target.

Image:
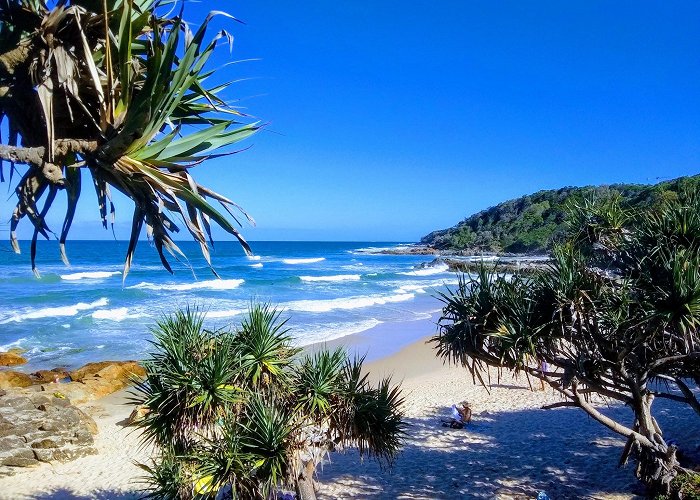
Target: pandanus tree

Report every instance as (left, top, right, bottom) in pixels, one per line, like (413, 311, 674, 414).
(134, 305, 406, 500)
(0, 0, 258, 279)
(432, 192, 700, 497)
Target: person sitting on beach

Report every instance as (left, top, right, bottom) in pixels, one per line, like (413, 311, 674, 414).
(442, 401, 472, 429)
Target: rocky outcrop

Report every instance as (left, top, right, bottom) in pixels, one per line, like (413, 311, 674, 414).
(1, 360, 145, 403)
(31, 368, 71, 384)
(69, 360, 145, 382)
(0, 389, 97, 476)
(0, 371, 34, 389)
(55, 361, 146, 405)
(429, 256, 550, 275)
(0, 351, 28, 367)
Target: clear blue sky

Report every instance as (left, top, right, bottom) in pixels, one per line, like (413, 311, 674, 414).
(4, 1, 699, 242)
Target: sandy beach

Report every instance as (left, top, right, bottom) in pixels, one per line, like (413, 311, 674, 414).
(1, 327, 697, 499)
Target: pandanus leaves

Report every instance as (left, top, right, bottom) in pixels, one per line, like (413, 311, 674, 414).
(0, 0, 259, 280)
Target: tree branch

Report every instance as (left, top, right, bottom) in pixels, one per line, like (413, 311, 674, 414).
(541, 401, 577, 410)
(0, 141, 98, 183)
(646, 353, 700, 375)
(571, 381, 655, 449)
(675, 378, 700, 418)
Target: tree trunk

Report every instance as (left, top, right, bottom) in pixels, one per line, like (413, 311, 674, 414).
(633, 393, 679, 496)
(295, 460, 317, 500)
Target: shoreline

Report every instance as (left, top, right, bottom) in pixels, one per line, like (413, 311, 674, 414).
(1, 319, 698, 498)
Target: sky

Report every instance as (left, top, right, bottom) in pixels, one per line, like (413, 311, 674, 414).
(2, 0, 699, 242)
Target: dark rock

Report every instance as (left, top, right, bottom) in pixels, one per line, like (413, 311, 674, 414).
(127, 404, 150, 425)
(31, 368, 71, 384)
(31, 437, 62, 449)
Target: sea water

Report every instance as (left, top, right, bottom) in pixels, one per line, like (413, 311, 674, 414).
(0, 241, 456, 370)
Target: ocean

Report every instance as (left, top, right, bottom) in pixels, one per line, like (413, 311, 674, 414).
(0, 240, 455, 370)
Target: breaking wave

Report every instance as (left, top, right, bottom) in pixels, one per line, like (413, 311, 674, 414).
(282, 257, 326, 264)
(61, 271, 121, 281)
(299, 274, 361, 283)
(1, 298, 109, 324)
(128, 279, 245, 292)
(285, 293, 414, 313)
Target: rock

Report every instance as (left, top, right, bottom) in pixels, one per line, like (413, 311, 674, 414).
(0, 396, 35, 411)
(1, 448, 39, 467)
(0, 352, 27, 367)
(70, 360, 145, 382)
(0, 388, 97, 475)
(127, 404, 150, 425)
(30, 437, 62, 449)
(52, 361, 147, 404)
(76, 408, 98, 435)
(31, 448, 56, 462)
(0, 435, 25, 453)
(31, 368, 70, 384)
(71, 429, 93, 445)
(0, 371, 33, 389)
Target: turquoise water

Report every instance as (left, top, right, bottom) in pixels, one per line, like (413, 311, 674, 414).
(0, 241, 455, 370)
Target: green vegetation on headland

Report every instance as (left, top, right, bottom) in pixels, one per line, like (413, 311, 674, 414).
(421, 174, 700, 254)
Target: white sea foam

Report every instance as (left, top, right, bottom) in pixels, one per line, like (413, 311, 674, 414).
(285, 293, 414, 313)
(250, 263, 263, 268)
(205, 308, 245, 319)
(300, 274, 361, 283)
(91, 308, 148, 321)
(352, 245, 414, 254)
(282, 257, 326, 264)
(61, 271, 121, 281)
(395, 279, 460, 294)
(399, 263, 450, 276)
(247, 255, 262, 261)
(292, 319, 383, 346)
(1, 298, 109, 323)
(129, 279, 244, 291)
(0, 338, 27, 351)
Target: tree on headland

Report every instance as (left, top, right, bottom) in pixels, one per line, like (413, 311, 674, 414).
(422, 175, 700, 254)
(0, 0, 258, 279)
(432, 192, 700, 497)
(135, 305, 406, 500)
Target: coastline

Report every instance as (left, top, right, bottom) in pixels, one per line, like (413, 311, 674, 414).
(3, 317, 698, 499)
(356, 244, 552, 275)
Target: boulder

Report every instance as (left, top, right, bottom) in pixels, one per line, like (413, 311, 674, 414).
(49, 360, 147, 404)
(0, 352, 27, 367)
(69, 360, 145, 382)
(127, 404, 150, 425)
(0, 371, 34, 390)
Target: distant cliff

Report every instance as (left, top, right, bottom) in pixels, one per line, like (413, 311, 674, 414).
(421, 175, 699, 254)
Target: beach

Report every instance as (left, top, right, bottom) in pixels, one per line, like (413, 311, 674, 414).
(2, 317, 697, 499)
